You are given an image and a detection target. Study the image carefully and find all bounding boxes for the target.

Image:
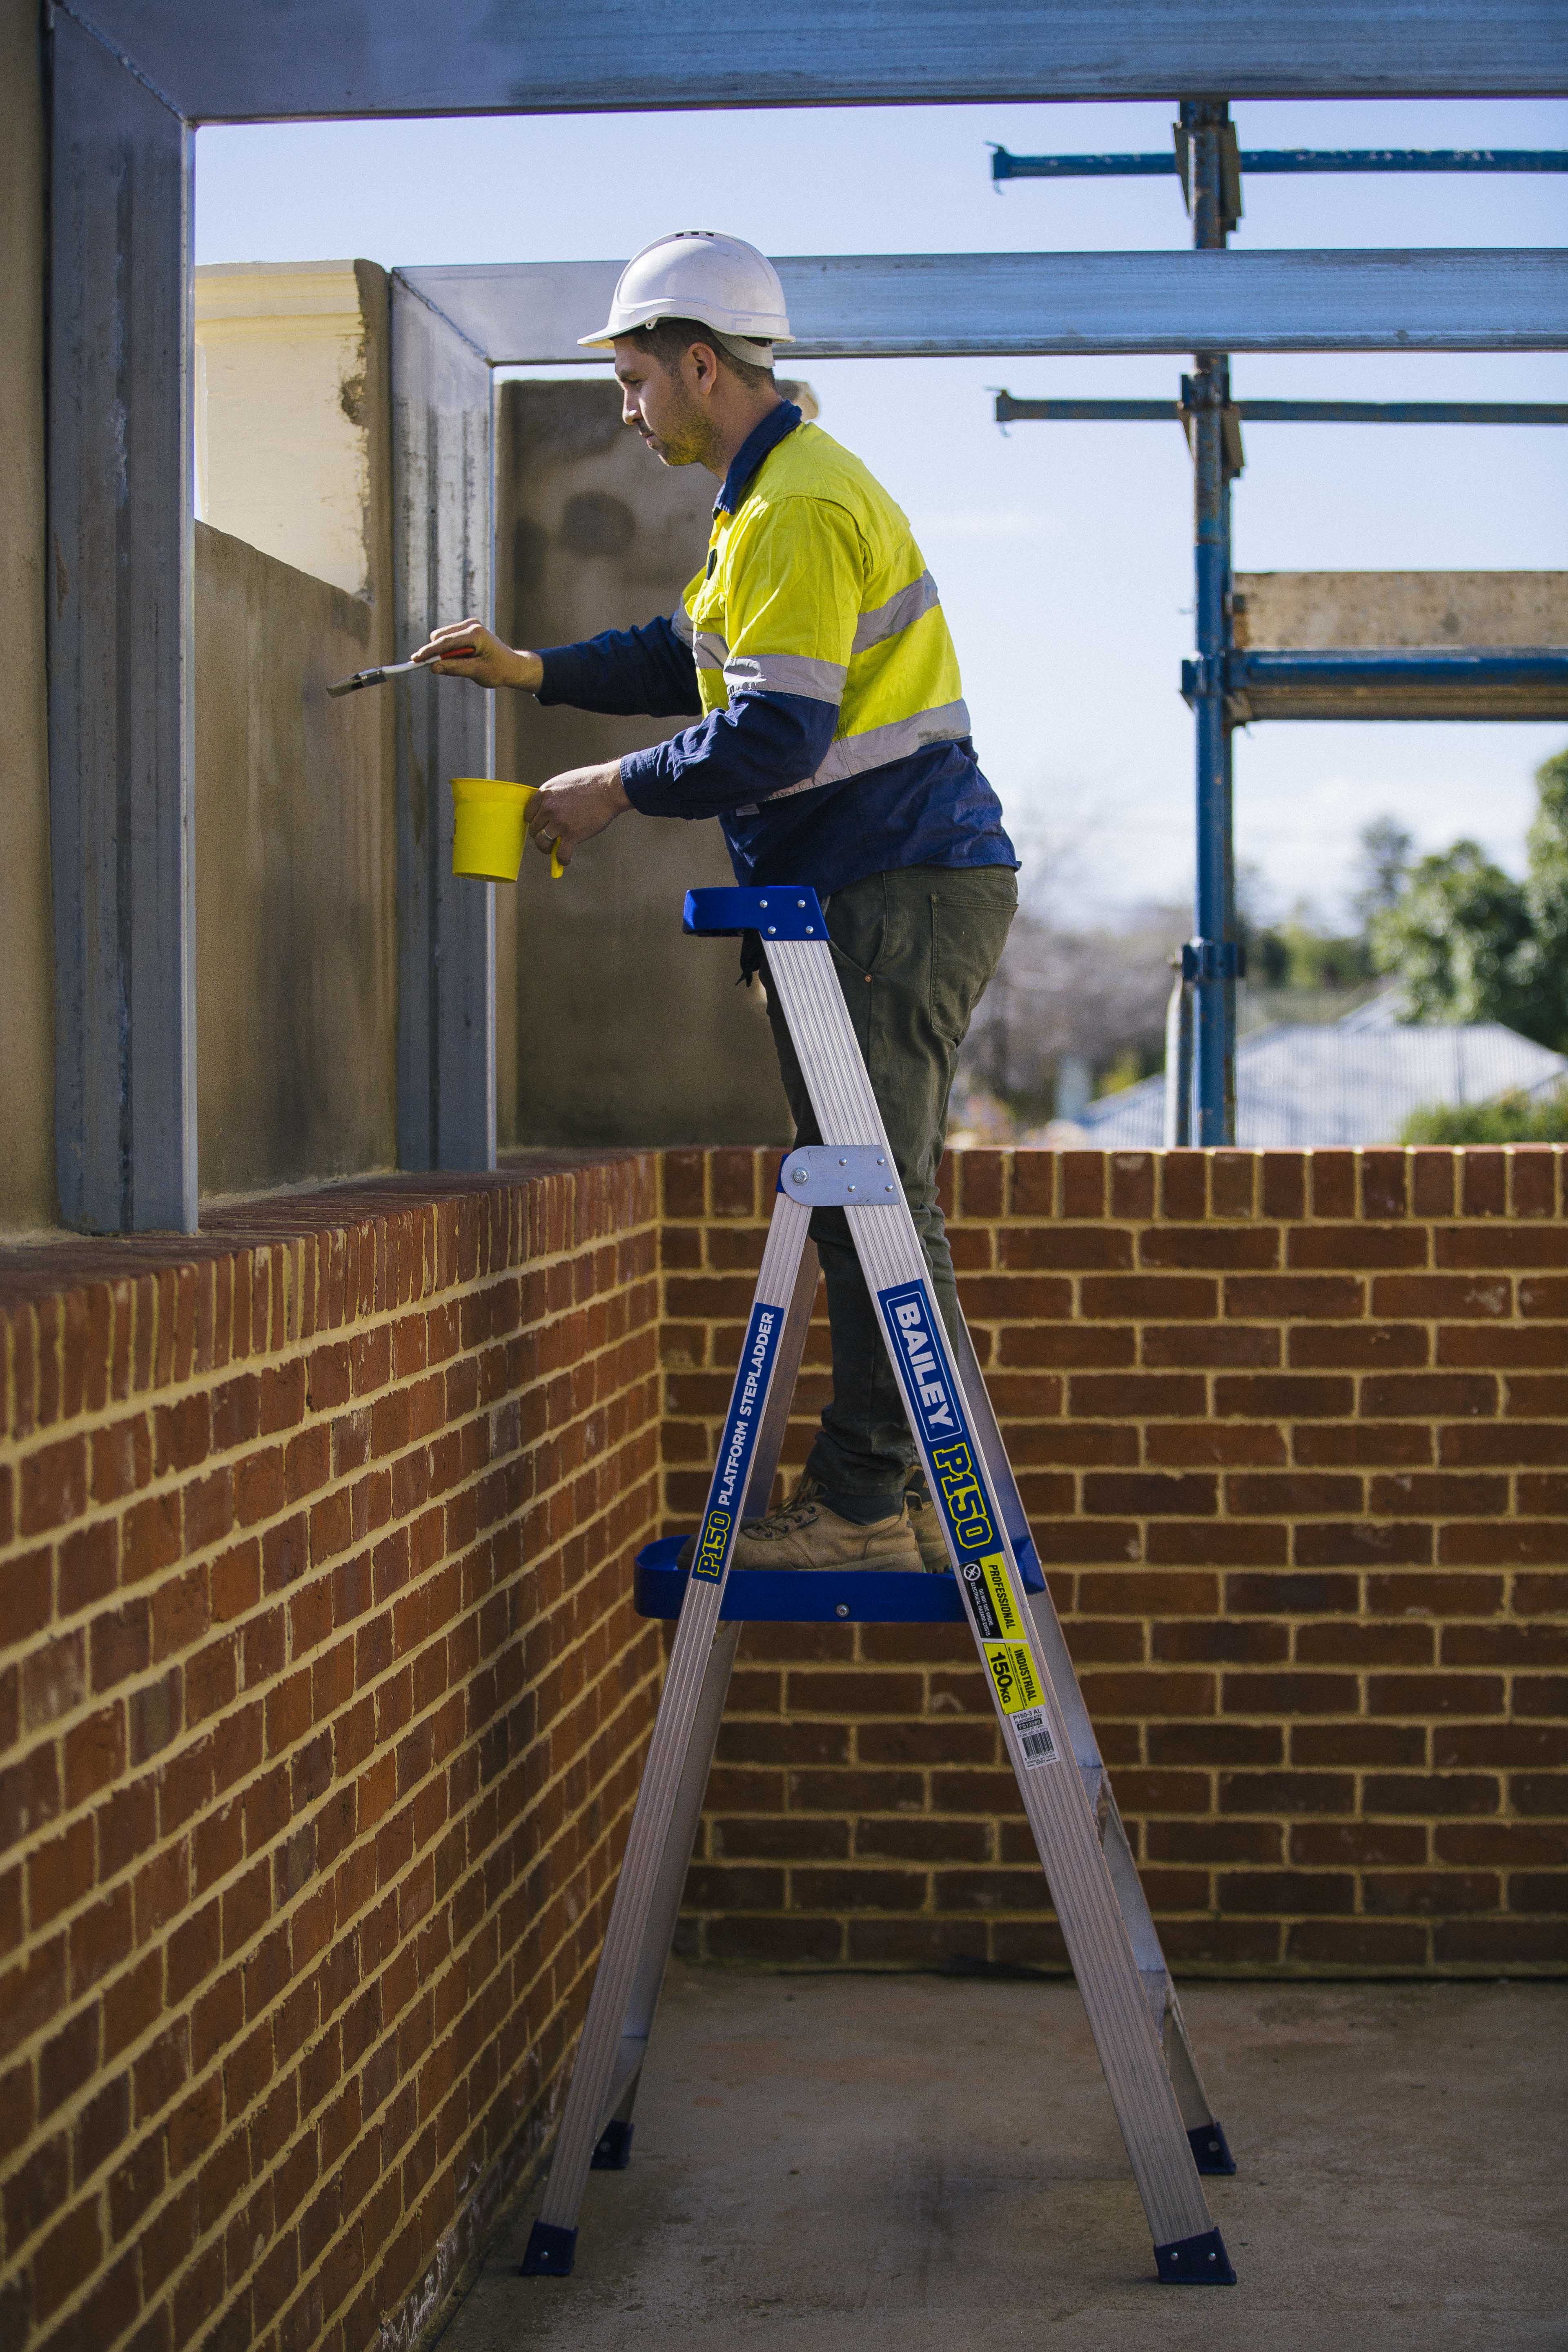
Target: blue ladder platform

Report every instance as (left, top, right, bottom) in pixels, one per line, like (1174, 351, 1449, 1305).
(633, 1534, 1045, 1625)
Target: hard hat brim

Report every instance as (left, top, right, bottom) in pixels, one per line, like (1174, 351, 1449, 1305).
(577, 309, 794, 351)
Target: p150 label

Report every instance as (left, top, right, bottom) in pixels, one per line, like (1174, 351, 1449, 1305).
(878, 1283, 998, 1564)
(690, 1302, 780, 1581)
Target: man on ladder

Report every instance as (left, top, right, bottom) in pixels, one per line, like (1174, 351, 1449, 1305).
(418, 229, 1018, 1572)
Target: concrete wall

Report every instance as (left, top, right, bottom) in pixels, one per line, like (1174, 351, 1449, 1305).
(494, 380, 793, 1152)
(195, 262, 392, 606)
(192, 260, 399, 1198)
(194, 524, 399, 1195)
(0, 0, 56, 1232)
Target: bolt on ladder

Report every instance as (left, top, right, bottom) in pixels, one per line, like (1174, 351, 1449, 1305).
(521, 884, 1237, 2288)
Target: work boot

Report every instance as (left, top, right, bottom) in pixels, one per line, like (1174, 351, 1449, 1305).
(904, 1467, 951, 1572)
(678, 1470, 920, 1572)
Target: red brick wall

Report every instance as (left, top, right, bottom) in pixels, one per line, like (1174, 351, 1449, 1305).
(0, 1161, 661, 2352)
(4, 1139, 1565, 2352)
(660, 1145, 1568, 1978)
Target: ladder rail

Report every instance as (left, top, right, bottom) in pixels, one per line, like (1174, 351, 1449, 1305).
(952, 1309, 1230, 2150)
(528, 1196, 816, 2256)
(764, 935, 1221, 2262)
(589, 1238, 822, 2150)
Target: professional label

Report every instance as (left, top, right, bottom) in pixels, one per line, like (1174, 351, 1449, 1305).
(1009, 1707, 1058, 1770)
(978, 1553, 1025, 1640)
(690, 1302, 780, 1582)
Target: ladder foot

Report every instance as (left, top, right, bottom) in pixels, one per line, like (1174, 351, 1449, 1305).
(1187, 2119, 1236, 2175)
(591, 2120, 634, 2170)
(519, 2221, 578, 2277)
(1155, 2226, 1236, 2286)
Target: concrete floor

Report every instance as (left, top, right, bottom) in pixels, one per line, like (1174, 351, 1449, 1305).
(445, 1965, 1567, 2352)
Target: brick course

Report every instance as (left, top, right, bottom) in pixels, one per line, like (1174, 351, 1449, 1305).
(660, 1147, 1568, 1980)
(1, 1161, 662, 2352)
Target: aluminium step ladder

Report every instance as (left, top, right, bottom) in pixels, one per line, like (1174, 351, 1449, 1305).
(521, 884, 1237, 2288)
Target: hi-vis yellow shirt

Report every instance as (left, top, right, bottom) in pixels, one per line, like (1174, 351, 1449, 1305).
(671, 418, 972, 804)
(574, 400, 1015, 891)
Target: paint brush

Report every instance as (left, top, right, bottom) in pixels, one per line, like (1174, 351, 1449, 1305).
(326, 648, 477, 698)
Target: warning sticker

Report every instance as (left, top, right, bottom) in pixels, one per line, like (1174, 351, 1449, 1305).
(984, 1639, 1044, 1717)
(1010, 1707, 1058, 1770)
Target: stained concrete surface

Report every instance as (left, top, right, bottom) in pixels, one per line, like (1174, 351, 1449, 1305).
(443, 1964, 1567, 2352)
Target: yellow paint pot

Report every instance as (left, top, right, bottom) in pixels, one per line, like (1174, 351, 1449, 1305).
(450, 777, 563, 881)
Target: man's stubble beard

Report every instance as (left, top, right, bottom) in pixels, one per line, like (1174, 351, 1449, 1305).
(644, 376, 724, 472)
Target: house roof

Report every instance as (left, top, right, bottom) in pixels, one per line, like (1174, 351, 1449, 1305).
(1078, 1016, 1568, 1149)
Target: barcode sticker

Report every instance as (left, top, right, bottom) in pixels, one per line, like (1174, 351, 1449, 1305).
(1012, 1707, 1058, 1769)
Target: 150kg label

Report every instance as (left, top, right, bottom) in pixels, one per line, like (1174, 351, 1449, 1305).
(984, 1639, 1043, 1716)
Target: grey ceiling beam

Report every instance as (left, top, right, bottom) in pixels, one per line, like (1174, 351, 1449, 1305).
(48, 13, 197, 1232)
(58, 0, 1568, 115)
(401, 250, 1568, 364)
(390, 277, 497, 1176)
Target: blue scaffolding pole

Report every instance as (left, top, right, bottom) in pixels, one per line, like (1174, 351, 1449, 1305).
(992, 120, 1568, 1148)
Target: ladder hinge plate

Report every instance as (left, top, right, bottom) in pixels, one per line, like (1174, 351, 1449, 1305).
(780, 1147, 901, 1206)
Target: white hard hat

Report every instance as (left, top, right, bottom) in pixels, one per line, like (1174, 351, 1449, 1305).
(579, 231, 793, 367)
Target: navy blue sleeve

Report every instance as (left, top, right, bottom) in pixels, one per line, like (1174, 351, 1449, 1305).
(535, 615, 702, 719)
(618, 692, 838, 821)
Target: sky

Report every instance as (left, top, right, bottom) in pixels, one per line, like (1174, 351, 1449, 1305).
(195, 96, 1568, 926)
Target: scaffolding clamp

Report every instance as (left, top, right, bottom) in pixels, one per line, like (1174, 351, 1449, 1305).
(1180, 938, 1245, 984)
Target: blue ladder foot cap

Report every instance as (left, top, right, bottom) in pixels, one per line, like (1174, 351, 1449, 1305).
(520, 2222, 578, 2277)
(1155, 2226, 1236, 2286)
(591, 2120, 634, 2170)
(1188, 2119, 1236, 2175)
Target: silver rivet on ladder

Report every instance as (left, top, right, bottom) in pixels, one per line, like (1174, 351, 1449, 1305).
(834, 1603, 849, 1618)
(791, 1169, 808, 1184)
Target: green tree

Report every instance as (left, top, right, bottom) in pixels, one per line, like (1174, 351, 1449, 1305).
(1401, 1087, 1568, 1144)
(1370, 748, 1568, 1050)
(1514, 749, 1568, 1047)
(1369, 840, 1543, 1029)
(1351, 813, 1413, 929)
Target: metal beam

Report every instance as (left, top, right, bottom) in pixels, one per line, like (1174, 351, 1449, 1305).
(59, 0, 1568, 117)
(48, 16, 196, 1232)
(390, 278, 496, 1174)
(996, 394, 1568, 423)
(402, 251, 1568, 364)
(1227, 646, 1568, 719)
(993, 145, 1568, 179)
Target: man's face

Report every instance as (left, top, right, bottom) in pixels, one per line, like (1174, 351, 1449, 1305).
(614, 337, 718, 469)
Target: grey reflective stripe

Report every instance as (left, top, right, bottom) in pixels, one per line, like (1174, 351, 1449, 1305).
(764, 697, 973, 802)
(851, 569, 941, 655)
(670, 604, 695, 648)
(724, 652, 846, 704)
(695, 627, 729, 670)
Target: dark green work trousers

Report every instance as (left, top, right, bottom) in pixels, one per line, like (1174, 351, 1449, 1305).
(762, 862, 1017, 1515)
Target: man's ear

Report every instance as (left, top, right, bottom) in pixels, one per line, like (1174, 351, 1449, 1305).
(687, 340, 722, 397)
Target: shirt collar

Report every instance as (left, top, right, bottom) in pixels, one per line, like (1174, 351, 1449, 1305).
(713, 400, 803, 519)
